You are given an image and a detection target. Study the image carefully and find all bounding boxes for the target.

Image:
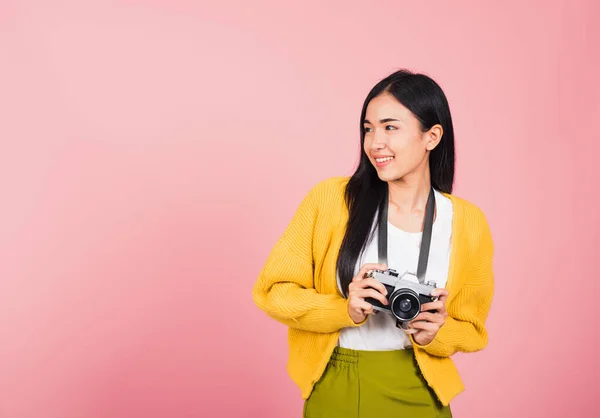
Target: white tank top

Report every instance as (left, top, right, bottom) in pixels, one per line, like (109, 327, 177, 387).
(336, 189, 453, 350)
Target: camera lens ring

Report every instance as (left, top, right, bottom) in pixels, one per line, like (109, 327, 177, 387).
(389, 288, 421, 322)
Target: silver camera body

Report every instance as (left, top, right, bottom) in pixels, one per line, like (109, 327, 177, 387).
(365, 268, 438, 323)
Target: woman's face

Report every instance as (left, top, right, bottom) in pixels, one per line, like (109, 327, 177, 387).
(362, 92, 441, 183)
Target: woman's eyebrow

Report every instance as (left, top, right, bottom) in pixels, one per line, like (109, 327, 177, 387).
(363, 118, 401, 124)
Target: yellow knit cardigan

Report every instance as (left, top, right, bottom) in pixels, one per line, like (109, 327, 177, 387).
(252, 176, 494, 406)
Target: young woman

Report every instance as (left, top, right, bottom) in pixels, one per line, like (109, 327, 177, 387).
(252, 69, 494, 417)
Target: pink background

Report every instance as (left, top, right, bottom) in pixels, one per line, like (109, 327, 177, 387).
(1, 1, 598, 417)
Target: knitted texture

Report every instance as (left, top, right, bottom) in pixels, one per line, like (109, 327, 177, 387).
(252, 176, 494, 406)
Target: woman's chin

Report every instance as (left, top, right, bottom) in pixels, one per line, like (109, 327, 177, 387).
(375, 169, 398, 182)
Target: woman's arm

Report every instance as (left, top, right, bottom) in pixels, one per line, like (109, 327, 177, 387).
(252, 180, 363, 333)
(412, 208, 495, 357)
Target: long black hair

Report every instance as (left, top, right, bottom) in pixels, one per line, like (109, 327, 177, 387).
(336, 69, 456, 297)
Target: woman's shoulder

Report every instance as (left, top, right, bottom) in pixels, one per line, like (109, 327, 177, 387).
(443, 193, 489, 222)
(441, 191, 493, 245)
(286, 176, 349, 224)
(311, 175, 350, 191)
(303, 176, 350, 206)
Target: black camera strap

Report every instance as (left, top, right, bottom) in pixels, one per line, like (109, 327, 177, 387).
(377, 186, 436, 285)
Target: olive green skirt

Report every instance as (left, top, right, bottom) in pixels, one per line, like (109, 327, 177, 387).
(303, 346, 452, 418)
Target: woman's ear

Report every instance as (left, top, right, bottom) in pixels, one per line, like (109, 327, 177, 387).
(425, 124, 443, 151)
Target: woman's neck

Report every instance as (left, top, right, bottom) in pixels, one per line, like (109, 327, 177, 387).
(387, 171, 432, 215)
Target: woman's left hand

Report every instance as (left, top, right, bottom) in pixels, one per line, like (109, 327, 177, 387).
(406, 288, 449, 346)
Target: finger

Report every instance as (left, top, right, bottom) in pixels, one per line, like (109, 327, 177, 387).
(431, 288, 449, 302)
(354, 277, 389, 296)
(352, 263, 388, 282)
(349, 289, 387, 306)
(411, 312, 443, 324)
(420, 300, 444, 312)
(351, 299, 374, 314)
(356, 263, 388, 280)
(409, 320, 439, 332)
(354, 288, 389, 305)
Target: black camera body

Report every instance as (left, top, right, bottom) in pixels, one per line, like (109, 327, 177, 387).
(364, 269, 438, 323)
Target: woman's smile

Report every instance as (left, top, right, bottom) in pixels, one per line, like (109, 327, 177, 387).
(374, 155, 395, 168)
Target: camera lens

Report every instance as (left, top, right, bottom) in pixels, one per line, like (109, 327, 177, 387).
(399, 298, 412, 312)
(389, 289, 420, 321)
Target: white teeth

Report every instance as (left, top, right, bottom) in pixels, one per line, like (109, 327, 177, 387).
(376, 156, 394, 163)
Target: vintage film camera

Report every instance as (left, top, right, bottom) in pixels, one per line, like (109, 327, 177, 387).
(364, 268, 438, 323)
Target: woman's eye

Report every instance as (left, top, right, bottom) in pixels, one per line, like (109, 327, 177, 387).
(364, 127, 373, 133)
(385, 125, 397, 131)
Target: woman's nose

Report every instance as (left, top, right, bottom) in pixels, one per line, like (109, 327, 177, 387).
(372, 129, 386, 149)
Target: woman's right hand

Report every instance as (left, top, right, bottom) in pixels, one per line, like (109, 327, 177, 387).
(347, 263, 390, 324)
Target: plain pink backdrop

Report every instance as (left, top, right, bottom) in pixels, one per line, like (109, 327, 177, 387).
(1, 1, 598, 417)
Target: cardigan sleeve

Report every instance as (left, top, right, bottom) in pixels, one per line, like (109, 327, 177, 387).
(252, 180, 364, 333)
(412, 207, 495, 357)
